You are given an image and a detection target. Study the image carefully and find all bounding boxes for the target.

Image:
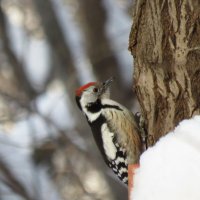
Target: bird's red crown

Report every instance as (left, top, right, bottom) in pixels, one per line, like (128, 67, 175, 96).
(75, 82, 96, 97)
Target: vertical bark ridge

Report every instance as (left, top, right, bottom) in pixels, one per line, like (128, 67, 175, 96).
(129, 0, 200, 145)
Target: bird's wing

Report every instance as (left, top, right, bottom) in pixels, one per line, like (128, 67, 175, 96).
(103, 106, 139, 141)
(102, 99, 141, 143)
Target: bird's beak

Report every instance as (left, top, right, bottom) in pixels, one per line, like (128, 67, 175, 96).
(103, 77, 114, 89)
(98, 77, 114, 96)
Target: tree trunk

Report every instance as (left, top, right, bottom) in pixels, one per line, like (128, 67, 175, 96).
(129, 0, 200, 145)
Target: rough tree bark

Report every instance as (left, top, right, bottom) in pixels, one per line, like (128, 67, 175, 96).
(129, 0, 200, 145)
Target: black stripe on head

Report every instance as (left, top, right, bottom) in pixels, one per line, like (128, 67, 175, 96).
(86, 99, 102, 113)
(102, 104, 123, 111)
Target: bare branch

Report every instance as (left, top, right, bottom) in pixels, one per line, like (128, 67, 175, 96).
(0, 158, 36, 200)
(0, 2, 37, 100)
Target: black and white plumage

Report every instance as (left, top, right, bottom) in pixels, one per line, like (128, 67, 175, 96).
(75, 78, 142, 184)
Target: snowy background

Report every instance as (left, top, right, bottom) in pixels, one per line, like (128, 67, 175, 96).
(0, 0, 135, 199)
(131, 115, 200, 200)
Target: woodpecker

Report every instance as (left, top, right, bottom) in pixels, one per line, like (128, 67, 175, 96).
(75, 77, 142, 184)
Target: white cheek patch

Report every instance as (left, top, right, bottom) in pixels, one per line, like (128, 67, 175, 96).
(80, 96, 101, 123)
(86, 111, 101, 122)
(101, 123, 117, 160)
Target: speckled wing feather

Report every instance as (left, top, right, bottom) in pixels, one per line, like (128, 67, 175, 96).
(102, 99, 142, 164)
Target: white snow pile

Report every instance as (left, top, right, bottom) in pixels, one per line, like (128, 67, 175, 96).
(131, 115, 200, 200)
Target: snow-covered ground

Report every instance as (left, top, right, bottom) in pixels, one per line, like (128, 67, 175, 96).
(131, 115, 200, 200)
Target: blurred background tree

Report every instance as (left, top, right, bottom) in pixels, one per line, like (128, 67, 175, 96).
(0, 0, 135, 199)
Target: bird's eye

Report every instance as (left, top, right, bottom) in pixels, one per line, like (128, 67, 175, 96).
(93, 88, 98, 93)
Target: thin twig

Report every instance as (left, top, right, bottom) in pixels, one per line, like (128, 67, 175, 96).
(0, 158, 36, 200)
